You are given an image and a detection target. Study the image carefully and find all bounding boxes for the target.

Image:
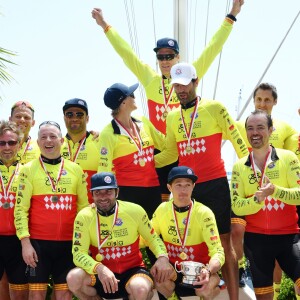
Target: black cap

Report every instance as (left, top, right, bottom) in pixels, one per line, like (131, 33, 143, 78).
(153, 38, 179, 53)
(104, 83, 139, 110)
(63, 98, 88, 115)
(90, 172, 118, 191)
(167, 166, 198, 183)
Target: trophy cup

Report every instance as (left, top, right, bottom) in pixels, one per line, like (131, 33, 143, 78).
(175, 261, 205, 288)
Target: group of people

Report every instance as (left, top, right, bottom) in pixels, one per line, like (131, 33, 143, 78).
(0, 1, 300, 300)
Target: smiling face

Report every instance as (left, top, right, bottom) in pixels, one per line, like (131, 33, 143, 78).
(253, 88, 277, 115)
(0, 131, 20, 166)
(92, 188, 118, 212)
(64, 107, 89, 135)
(157, 48, 179, 77)
(37, 125, 64, 159)
(246, 113, 273, 149)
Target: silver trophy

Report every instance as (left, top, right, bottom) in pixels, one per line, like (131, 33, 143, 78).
(175, 260, 204, 288)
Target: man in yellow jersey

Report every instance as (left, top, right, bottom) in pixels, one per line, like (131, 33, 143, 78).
(66, 172, 173, 300)
(155, 62, 249, 300)
(152, 166, 225, 300)
(61, 98, 101, 203)
(9, 101, 40, 164)
(231, 110, 300, 300)
(91, 0, 244, 202)
(0, 121, 28, 300)
(232, 83, 299, 290)
(14, 121, 89, 300)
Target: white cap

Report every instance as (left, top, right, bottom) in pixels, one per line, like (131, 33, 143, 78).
(170, 63, 197, 85)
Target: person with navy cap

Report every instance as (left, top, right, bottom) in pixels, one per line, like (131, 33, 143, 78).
(98, 82, 165, 219)
(150, 166, 225, 300)
(67, 172, 173, 300)
(61, 98, 102, 204)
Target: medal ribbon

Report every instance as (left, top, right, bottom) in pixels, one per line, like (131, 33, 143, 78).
(0, 163, 20, 200)
(172, 201, 193, 254)
(180, 97, 199, 148)
(114, 118, 143, 155)
(20, 136, 31, 160)
(250, 148, 271, 187)
(96, 202, 119, 253)
(39, 156, 64, 192)
(161, 77, 174, 113)
(67, 136, 86, 162)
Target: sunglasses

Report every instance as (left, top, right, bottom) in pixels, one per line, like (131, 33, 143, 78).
(11, 101, 35, 112)
(65, 112, 85, 119)
(156, 54, 177, 61)
(39, 121, 61, 130)
(0, 140, 19, 146)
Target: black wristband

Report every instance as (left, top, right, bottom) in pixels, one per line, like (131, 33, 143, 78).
(226, 14, 237, 22)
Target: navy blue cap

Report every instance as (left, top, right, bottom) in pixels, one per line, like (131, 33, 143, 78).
(153, 38, 179, 53)
(63, 98, 88, 114)
(90, 172, 118, 191)
(167, 166, 198, 183)
(104, 83, 139, 110)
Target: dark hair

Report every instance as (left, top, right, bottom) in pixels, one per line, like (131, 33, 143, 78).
(245, 110, 273, 129)
(253, 83, 277, 101)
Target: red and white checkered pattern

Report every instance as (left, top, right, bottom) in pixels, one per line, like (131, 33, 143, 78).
(167, 244, 195, 261)
(179, 138, 206, 156)
(99, 246, 132, 260)
(44, 195, 73, 210)
(262, 196, 285, 211)
(133, 147, 154, 166)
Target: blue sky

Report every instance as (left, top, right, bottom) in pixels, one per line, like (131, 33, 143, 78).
(1, 0, 300, 170)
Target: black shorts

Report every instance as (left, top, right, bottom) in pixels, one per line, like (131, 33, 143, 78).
(155, 161, 179, 195)
(192, 177, 231, 234)
(118, 186, 162, 218)
(174, 272, 198, 297)
(92, 267, 152, 299)
(0, 235, 27, 284)
(28, 239, 74, 284)
(244, 232, 300, 290)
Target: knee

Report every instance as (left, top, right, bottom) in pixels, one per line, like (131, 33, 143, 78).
(129, 284, 152, 299)
(66, 267, 86, 293)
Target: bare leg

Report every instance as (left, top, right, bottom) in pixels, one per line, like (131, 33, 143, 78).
(0, 272, 10, 300)
(126, 275, 153, 300)
(220, 232, 239, 300)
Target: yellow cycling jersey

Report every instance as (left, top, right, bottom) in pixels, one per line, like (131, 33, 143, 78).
(72, 201, 167, 274)
(284, 132, 300, 161)
(62, 132, 101, 203)
(98, 116, 165, 187)
(17, 137, 40, 165)
(105, 19, 234, 134)
(231, 147, 300, 235)
(155, 99, 248, 183)
(152, 200, 225, 266)
(14, 157, 89, 241)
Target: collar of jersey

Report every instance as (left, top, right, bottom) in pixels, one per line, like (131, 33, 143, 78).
(97, 202, 117, 216)
(40, 155, 62, 165)
(66, 131, 90, 143)
(173, 199, 195, 212)
(180, 97, 199, 110)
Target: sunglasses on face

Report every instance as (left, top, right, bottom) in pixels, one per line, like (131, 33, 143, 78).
(39, 121, 61, 130)
(0, 140, 19, 147)
(11, 101, 35, 112)
(156, 54, 177, 61)
(65, 112, 85, 119)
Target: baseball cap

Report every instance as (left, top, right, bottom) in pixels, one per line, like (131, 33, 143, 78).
(153, 38, 179, 53)
(170, 63, 197, 85)
(167, 166, 198, 184)
(63, 98, 88, 115)
(90, 172, 118, 191)
(104, 83, 139, 110)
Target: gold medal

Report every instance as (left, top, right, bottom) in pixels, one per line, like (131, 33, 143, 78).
(163, 111, 168, 119)
(179, 252, 188, 260)
(3, 202, 10, 209)
(139, 158, 146, 167)
(96, 253, 104, 262)
(51, 195, 59, 203)
(185, 146, 192, 154)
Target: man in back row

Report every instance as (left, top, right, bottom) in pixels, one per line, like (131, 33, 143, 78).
(91, 0, 244, 202)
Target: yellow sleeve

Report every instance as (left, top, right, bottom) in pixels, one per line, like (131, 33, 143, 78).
(231, 161, 264, 216)
(72, 208, 99, 274)
(194, 19, 233, 80)
(74, 164, 89, 212)
(14, 162, 33, 240)
(154, 112, 179, 167)
(284, 133, 300, 161)
(211, 100, 249, 158)
(98, 124, 116, 173)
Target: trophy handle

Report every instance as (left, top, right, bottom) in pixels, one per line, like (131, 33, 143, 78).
(174, 261, 182, 273)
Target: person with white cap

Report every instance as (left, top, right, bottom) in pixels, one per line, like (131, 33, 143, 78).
(151, 166, 225, 300)
(66, 172, 173, 300)
(91, 0, 244, 204)
(98, 82, 165, 219)
(155, 62, 249, 300)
